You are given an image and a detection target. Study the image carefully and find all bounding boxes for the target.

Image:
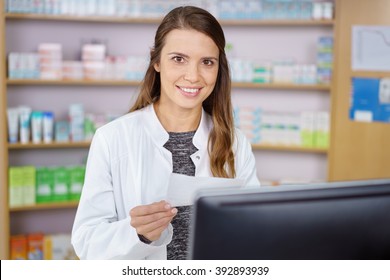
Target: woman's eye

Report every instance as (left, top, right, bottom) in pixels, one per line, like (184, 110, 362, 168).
(172, 56, 184, 63)
(203, 59, 214, 66)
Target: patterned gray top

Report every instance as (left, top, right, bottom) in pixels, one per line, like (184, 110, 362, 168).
(163, 131, 198, 260)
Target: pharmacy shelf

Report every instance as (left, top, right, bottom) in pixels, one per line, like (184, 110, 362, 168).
(8, 141, 327, 154)
(8, 141, 91, 149)
(252, 143, 328, 154)
(10, 201, 79, 212)
(7, 79, 330, 91)
(2, 4, 337, 261)
(233, 82, 331, 91)
(6, 79, 140, 86)
(5, 13, 335, 26)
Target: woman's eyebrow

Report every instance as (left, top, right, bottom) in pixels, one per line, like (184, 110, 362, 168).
(168, 52, 189, 58)
(202, 56, 219, 61)
(168, 52, 218, 61)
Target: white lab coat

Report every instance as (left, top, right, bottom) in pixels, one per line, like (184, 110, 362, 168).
(71, 104, 260, 260)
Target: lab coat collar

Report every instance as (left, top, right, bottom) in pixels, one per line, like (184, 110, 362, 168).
(142, 104, 212, 150)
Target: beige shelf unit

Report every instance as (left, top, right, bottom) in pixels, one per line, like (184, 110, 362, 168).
(0, 11, 335, 259)
(0, 0, 10, 260)
(327, 0, 390, 181)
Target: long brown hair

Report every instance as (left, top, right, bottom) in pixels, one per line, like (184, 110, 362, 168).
(130, 6, 235, 178)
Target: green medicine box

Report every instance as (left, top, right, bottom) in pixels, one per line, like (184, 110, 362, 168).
(52, 167, 70, 202)
(69, 166, 85, 201)
(36, 167, 54, 203)
(22, 166, 36, 206)
(9, 167, 24, 207)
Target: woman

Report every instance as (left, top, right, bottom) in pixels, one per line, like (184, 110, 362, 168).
(71, 6, 260, 260)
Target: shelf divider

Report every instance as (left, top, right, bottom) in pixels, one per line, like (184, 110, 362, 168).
(252, 144, 328, 154)
(7, 141, 328, 154)
(10, 201, 79, 212)
(5, 13, 334, 26)
(7, 79, 331, 91)
(8, 141, 91, 149)
(6, 79, 141, 86)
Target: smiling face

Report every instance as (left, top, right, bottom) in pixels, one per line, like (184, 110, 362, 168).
(154, 28, 219, 115)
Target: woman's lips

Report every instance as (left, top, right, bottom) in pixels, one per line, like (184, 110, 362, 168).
(177, 86, 202, 97)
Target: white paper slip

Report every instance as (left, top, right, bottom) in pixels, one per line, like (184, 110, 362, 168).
(166, 173, 245, 207)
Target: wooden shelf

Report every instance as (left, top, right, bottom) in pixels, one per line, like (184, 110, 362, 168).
(233, 82, 331, 91)
(351, 71, 390, 79)
(10, 201, 79, 212)
(6, 13, 163, 24)
(6, 13, 334, 26)
(220, 19, 335, 26)
(7, 79, 330, 91)
(7, 79, 140, 86)
(252, 143, 328, 154)
(7, 141, 327, 153)
(8, 141, 91, 149)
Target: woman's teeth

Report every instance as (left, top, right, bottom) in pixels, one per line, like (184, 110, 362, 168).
(181, 87, 199, 93)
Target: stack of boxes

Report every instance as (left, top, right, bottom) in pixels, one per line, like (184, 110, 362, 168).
(10, 233, 44, 260)
(9, 165, 86, 207)
(227, 37, 332, 85)
(38, 43, 62, 80)
(62, 61, 83, 80)
(6, 0, 334, 21)
(124, 56, 149, 81)
(8, 166, 36, 208)
(8, 53, 40, 79)
(6, 104, 120, 144)
(229, 57, 320, 85)
(252, 61, 273, 84)
(234, 106, 330, 148)
(82, 44, 106, 80)
(314, 111, 330, 148)
(258, 111, 301, 146)
(8, 43, 149, 82)
(234, 107, 262, 144)
(10, 233, 78, 260)
(317, 36, 333, 84)
(68, 104, 85, 142)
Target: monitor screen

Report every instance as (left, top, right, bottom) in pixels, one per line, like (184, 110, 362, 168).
(188, 179, 390, 260)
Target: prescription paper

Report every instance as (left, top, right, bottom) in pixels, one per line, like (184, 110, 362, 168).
(166, 173, 244, 207)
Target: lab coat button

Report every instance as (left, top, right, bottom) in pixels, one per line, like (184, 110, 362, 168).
(196, 156, 200, 160)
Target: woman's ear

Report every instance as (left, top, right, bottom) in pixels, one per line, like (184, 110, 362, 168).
(150, 48, 160, 72)
(154, 63, 160, 72)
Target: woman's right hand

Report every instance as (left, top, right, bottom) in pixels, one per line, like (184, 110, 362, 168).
(129, 200, 178, 243)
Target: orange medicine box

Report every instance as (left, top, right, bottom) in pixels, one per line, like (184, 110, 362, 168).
(27, 233, 44, 260)
(10, 235, 27, 260)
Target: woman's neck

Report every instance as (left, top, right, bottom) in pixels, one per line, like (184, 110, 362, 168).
(154, 102, 201, 133)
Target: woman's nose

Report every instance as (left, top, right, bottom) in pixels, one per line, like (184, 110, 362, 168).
(183, 64, 200, 83)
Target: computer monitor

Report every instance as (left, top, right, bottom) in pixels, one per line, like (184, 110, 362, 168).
(188, 179, 390, 260)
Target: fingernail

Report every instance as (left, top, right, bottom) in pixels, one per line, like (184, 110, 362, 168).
(164, 203, 171, 210)
(171, 208, 178, 214)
